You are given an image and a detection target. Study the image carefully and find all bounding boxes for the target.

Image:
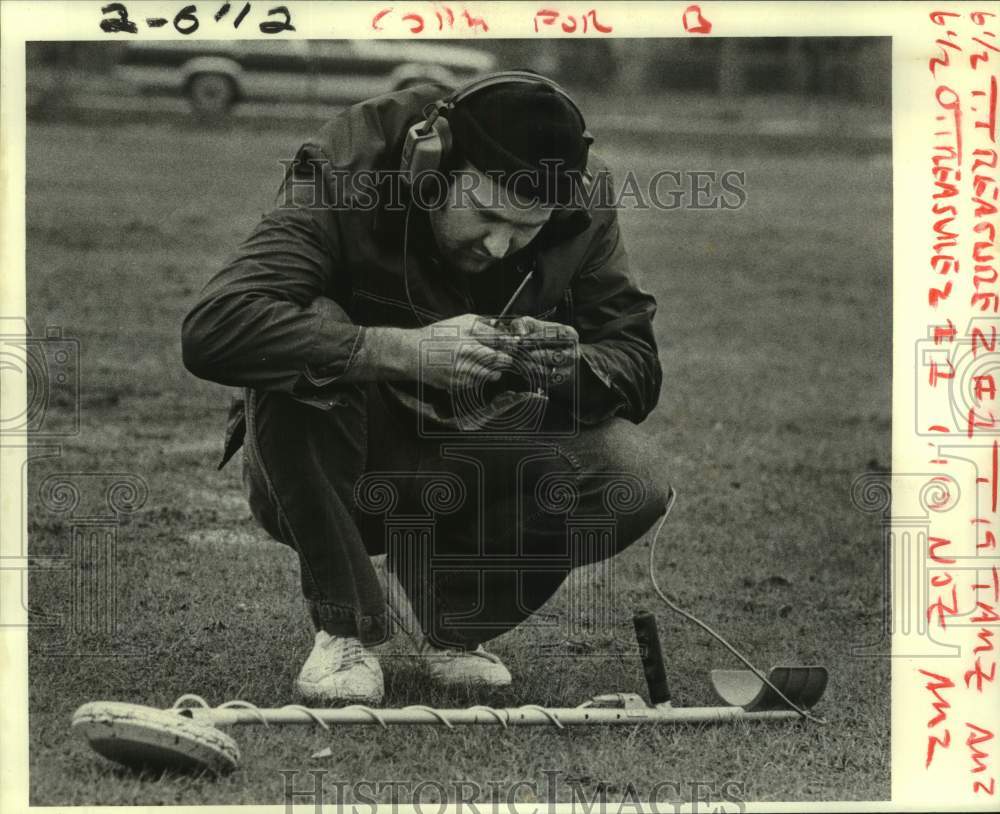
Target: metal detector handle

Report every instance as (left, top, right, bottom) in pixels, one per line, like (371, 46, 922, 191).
(633, 611, 671, 705)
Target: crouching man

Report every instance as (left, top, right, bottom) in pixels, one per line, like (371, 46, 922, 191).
(181, 72, 669, 705)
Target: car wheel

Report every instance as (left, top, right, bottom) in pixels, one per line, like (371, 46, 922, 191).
(187, 73, 236, 120)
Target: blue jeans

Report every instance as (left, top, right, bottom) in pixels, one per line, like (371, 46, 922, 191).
(241, 382, 669, 649)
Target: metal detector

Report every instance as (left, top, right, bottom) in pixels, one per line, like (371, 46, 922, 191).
(71, 610, 828, 775)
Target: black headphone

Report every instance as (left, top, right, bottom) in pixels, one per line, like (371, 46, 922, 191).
(398, 72, 593, 328)
(399, 70, 594, 185)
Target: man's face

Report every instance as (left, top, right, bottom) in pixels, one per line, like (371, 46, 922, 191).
(428, 163, 552, 274)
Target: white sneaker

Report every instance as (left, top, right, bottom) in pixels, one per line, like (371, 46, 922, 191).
(371, 555, 512, 688)
(423, 644, 513, 688)
(295, 631, 384, 705)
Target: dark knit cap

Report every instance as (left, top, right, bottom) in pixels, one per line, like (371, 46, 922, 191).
(447, 82, 590, 207)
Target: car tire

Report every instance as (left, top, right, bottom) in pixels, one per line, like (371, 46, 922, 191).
(187, 73, 236, 120)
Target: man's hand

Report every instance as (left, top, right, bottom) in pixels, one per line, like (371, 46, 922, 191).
(419, 313, 518, 392)
(507, 316, 580, 390)
(365, 314, 515, 390)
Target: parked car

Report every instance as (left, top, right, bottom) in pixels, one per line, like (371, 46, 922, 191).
(116, 39, 496, 117)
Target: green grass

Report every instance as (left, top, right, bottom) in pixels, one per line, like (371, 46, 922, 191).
(25, 118, 891, 804)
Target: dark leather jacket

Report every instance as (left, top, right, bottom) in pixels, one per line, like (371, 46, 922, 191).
(181, 85, 662, 467)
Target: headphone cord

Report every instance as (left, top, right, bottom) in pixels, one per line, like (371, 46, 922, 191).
(647, 489, 828, 725)
(401, 200, 430, 328)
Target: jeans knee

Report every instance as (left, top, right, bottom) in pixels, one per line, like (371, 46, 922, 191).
(561, 419, 670, 544)
(641, 474, 670, 516)
(588, 418, 668, 491)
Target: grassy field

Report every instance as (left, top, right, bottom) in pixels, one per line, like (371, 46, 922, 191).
(24, 116, 891, 805)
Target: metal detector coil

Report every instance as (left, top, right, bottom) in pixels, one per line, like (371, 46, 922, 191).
(72, 701, 240, 776)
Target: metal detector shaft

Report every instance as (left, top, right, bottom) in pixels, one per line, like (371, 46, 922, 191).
(184, 705, 803, 728)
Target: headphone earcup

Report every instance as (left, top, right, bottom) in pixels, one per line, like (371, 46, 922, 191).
(432, 115, 453, 166)
(400, 115, 452, 186)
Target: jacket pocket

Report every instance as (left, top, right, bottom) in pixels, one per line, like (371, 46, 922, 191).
(530, 289, 575, 323)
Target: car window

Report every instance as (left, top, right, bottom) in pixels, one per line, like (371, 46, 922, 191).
(237, 40, 308, 58)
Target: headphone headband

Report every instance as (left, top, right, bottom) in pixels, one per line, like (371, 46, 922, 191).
(400, 70, 592, 195)
(447, 71, 578, 108)
(432, 70, 590, 139)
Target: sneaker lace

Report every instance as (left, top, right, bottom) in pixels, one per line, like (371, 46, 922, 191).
(427, 644, 501, 664)
(325, 636, 366, 669)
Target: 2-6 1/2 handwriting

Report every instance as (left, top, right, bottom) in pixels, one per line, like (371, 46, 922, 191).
(100, 2, 295, 35)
